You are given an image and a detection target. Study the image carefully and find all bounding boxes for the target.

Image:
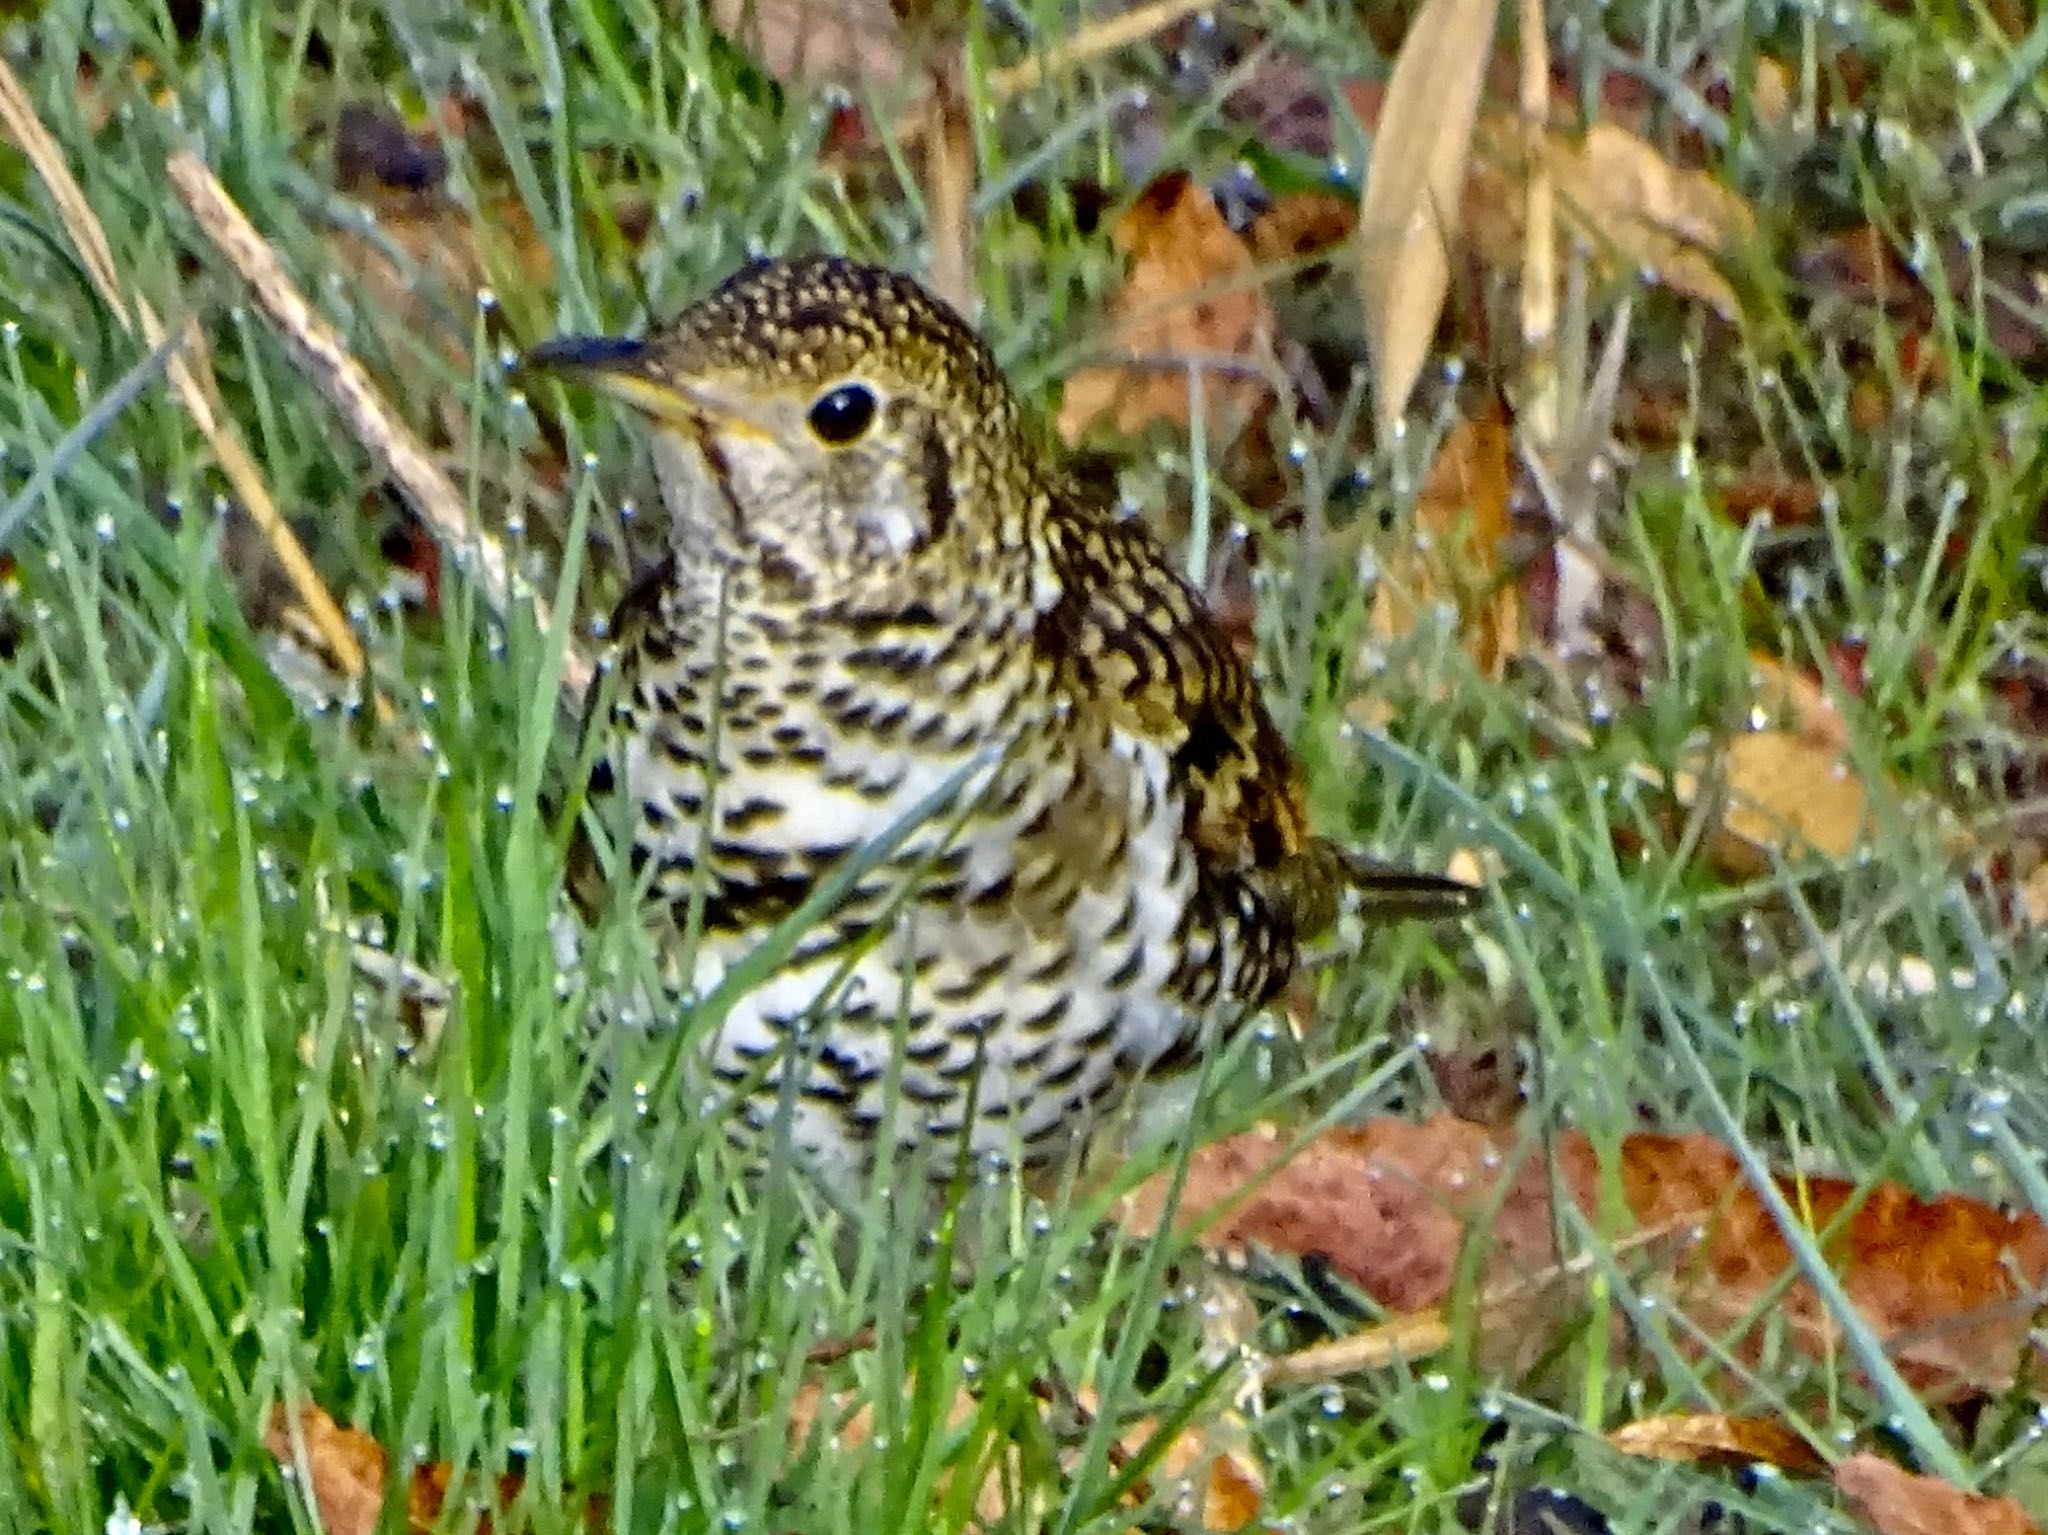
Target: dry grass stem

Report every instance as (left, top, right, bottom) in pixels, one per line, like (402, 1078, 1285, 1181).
(0, 58, 377, 709)
(164, 150, 594, 706)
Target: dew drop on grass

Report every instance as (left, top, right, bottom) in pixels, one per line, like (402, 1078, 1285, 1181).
(351, 1331, 382, 1372)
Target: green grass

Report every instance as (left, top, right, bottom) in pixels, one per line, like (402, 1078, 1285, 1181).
(3, 0, 2047, 1531)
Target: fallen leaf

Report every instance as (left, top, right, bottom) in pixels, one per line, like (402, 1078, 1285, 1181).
(264, 1403, 593, 1534)
(1608, 1413, 1828, 1476)
(1463, 118, 1756, 316)
(1118, 1118, 1560, 1315)
(2021, 863, 2048, 931)
(1248, 192, 1357, 267)
(266, 1404, 390, 1535)
(1369, 402, 1520, 677)
(712, 0, 912, 95)
(1716, 471, 1826, 528)
(1554, 122, 1756, 315)
(1836, 1454, 2040, 1535)
(1128, 1117, 2048, 1397)
(1353, 0, 1502, 432)
(1352, 85, 1756, 325)
(1665, 729, 1870, 878)
(1746, 653, 1850, 751)
(1059, 172, 1276, 444)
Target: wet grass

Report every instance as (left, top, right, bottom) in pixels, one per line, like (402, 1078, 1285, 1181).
(2, 0, 2046, 1530)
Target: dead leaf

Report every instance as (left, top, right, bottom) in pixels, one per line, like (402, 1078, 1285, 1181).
(264, 1403, 593, 1534)
(1118, 1117, 1560, 1314)
(712, 0, 912, 95)
(1248, 192, 1357, 267)
(1608, 1413, 1828, 1476)
(1556, 122, 1756, 315)
(1354, 0, 1502, 432)
(1369, 403, 1520, 677)
(1746, 653, 1850, 752)
(1716, 471, 1826, 528)
(1059, 172, 1276, 444)
(1676, 729, 1871, 876)
(1128, 1117, 2048, 1398)
(329, 192, 555, 371)
(1836, 1454, 2040, 1535)
(266, 1404, 391, 1535)
(2021, 863, 2048, 931)
(1464, 118, 1755, 315)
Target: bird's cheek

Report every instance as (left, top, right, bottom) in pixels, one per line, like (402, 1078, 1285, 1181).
(853, 501, 926, 561)
(652, 432, 733, 538)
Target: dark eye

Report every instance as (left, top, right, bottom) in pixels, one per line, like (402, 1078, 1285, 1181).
(807, 383, 877, 445)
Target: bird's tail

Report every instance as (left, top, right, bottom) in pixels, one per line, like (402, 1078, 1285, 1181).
(1270, 839, 1481, 939)
(1340, 849, 1483, 921)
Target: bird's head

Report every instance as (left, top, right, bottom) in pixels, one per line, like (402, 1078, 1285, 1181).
(528, 256, 1032, 594)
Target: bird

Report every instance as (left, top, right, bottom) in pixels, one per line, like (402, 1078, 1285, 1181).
(527, 254, 1473, 1197)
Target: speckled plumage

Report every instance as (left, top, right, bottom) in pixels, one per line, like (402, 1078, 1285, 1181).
(532, 256, 1468, 1191)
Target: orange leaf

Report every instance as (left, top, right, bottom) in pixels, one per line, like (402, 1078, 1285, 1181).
(1746, 653, 1851, 752)
(1836, 1454, 2041, 1535)
(1060, 172, 1275, 444)
(1608, 1413, 1828, 1476)
(265, 1403, 594, 1534)
(1133, 1117, 2048, 1397)
(1712, 728, 1869, 865)
(1369, 404, 1519, 677)
(265, 1404, 392, 1535)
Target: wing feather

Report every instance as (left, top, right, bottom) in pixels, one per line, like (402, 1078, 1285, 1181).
(1032, 487, 1309, 875)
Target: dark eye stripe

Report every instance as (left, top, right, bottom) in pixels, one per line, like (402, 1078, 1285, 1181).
(919, 417, 954, 541)
(808, 383, 877, 444)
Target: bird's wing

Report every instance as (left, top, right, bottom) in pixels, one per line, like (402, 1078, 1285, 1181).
(1033, 488, 1310, 875)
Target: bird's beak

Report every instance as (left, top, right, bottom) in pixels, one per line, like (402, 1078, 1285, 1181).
(522, 335, 758, 433)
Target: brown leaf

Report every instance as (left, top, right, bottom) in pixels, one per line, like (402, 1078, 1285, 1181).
(266, 1404, 392, 1535)
(1554, 123, 1755, 314)
(264, 1403, 595, 1534)
(1674, 729, 1871, 877)
(1607, 1413, 1828, 1476)
(1836, 1454, 2041, 1535)
(1450, 115, 1755, 317)
(1118, 1117, 1560, 1313)
(1746, 653, 1850, 752)
(1369, 403, 1520, 677)
(2021, 863, 2048, 932)
(1354, 0, 1502, 432)
(1059, 172, 1275, 444)
(1716, 471, 1826, 528)
(1133, 1118, 2048, 1397)
(1248, 193, 1357, 267)
(712, 0, 912, 94)
(327, 190, 554, 382)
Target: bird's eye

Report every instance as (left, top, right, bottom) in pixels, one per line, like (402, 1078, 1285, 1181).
(807, 383, 878, 445)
